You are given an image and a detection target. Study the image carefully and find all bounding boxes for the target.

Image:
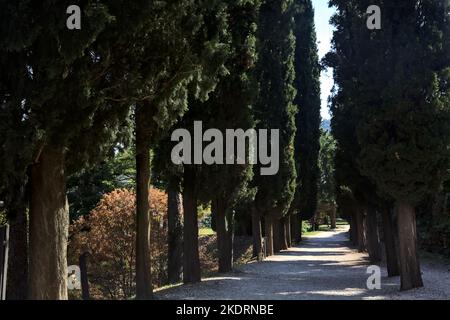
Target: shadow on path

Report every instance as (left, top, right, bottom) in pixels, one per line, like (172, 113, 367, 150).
(156, 226, 449, 300)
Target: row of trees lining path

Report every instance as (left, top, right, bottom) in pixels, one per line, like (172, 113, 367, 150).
(1, 0, 449, 299)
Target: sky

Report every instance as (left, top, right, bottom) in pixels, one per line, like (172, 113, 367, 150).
(312, 0, 336, 120)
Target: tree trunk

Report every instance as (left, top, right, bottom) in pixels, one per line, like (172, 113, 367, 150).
(355, 208, 366, 252)
(396, 201, 423, 290)
(264, 215, 274, 256)
(290, 214, 301, 244)
(381, 208, 399, 277)
(349, 213, 357, 245)
(330, 205, 337, 230)
(214, 198, 234, 273)
(167, 187, 183, 284)
(284, 215, 291, 248)
(365, 207, 382, 263)
(135, 108, 153, 300)
(251, 205, 263, 261)
(28, 145, 68, 300)
(6, 204, 28, 300)
(182, 166, 201, 283)
(79, 252, 90, 300)
(273, 218, 283, 253)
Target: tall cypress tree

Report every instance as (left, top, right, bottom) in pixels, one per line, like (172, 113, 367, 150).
(253, 0, 297, 255)
(127, 0, 230, 298)
(198, 0, 262, 273)
(290, 0, 322, 242)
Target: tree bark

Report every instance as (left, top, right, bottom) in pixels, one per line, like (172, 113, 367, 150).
(396, 201, 423, 290)
(135, 108, 153, 300)
(349, 212, 357, 245)
(251, 205, 263, 261)
(28, 145, 68, 300)
(381, 208, 399, 277)
(330, 205, 337, 230)
(284, 215, 291, 248)
(298, 218, 303, 242)
(79, 252, 90, 300)
(365, 207, 382, 263)
(182, 166, 201, 283)
(272, 217, 283, 253)
(214, 198, 234, 273)
(6, 203, 28, 300)
(290, 214, 301, 244)
(264, 215, 274, 256)
(355, 207, 366, 252)
(167, 188, 183, 284)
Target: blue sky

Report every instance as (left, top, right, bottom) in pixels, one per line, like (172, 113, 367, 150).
(312, 0, 335, 120)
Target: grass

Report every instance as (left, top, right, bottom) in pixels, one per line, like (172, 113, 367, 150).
(303, 230, 321, 236)
(199, 227, 215, 236)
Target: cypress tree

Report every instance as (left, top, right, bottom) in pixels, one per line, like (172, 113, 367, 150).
(326, 0, 382, 258)
(253, 0, 297, 255)
(195, 0, 261, 273)
(290, 0, 322, 243)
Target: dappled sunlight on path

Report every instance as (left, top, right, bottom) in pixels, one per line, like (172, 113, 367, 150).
(157, 226, 450, 300)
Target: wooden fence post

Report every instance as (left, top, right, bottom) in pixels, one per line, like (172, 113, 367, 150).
(0, 224, 10, 300)
(79, 251, 90, 300)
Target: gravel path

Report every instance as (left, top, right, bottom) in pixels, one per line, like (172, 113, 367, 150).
(156, 226, 450, 300)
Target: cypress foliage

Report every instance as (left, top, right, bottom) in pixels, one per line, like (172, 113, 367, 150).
(0, 0, 229, 298)
(290, 0, 322, 241)
(355, 0, 450, 290)
(253, 0, 297, 255)
(199, 0, 261, 273)
(0, 1, 157, 299)
(328, 0, 450, 289)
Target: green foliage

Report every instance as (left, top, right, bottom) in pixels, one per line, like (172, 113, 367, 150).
(325, 0, 387, 210)
(0, 0, 155, 208)
(197, 0, 261, 212)
(67, 147, 136, 221)
(253, 0, 297, 217)
(355, 0, 450, 205)
(318, 130, 336, 204)
(291, 0, 322, 219)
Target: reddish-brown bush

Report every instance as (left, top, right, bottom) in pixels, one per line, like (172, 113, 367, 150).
(69, 188, 168, 299)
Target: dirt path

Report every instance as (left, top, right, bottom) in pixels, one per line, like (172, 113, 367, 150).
(156, 226, 450, 300)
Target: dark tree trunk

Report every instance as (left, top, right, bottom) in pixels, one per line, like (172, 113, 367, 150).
(167, 187, 183, 284)
(381, 208, 399, 277)
(330, 206, 337, 230)
(135, 107, 153, 300)
(284, 215, 291, 248)
(349, 213, 357, 245)
(251, 205, 263, 261)
(290, 214, 301, 244)
(28, 145, 68, 300)
(365, 207, 382, 263)
(355, 207, 366, 252)
(264, 215, 274, 256)
(182, 166, 201, 283)
(272, 217, 284, 253)
(6, 203, 28, 300)
(396, 201, 423, 290)
(79, 252, 90, 300)
(214, 198, 234, 273)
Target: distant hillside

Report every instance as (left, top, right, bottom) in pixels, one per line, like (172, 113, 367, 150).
(321, 119, 331, 132)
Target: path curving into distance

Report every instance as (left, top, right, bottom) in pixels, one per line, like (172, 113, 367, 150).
(157, 226, 450, 300)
